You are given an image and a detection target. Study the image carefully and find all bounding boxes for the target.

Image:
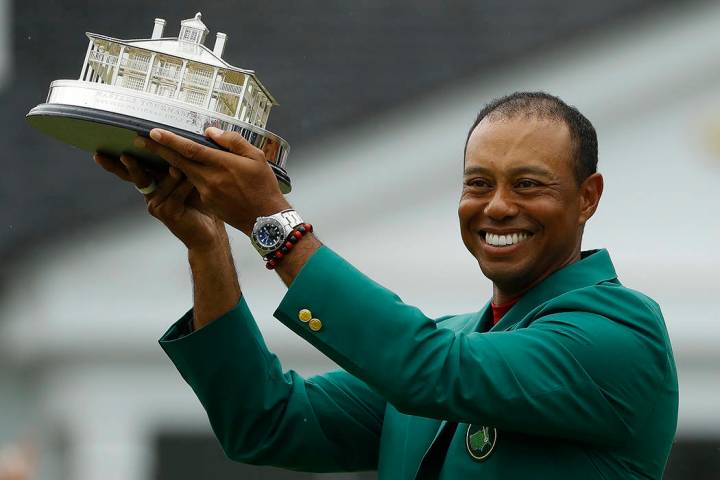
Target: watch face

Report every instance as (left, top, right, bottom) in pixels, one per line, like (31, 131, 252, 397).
(255, 221, 284, 249)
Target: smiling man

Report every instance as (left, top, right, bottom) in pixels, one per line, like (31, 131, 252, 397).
(460, 97, 603, 307)
(96, 91, 678, 479)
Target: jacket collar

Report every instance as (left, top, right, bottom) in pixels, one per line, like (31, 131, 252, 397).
(479, 249, 618, 332)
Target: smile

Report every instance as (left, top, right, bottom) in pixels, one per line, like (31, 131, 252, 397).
(481, 231, 533, 247)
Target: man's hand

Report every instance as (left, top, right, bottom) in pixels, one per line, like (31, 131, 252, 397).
(93, 153, 225, 252)
(94, 152, 240, 329)
(134, 127, 291, 236)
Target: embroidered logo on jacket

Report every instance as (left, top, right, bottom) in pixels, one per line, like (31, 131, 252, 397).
(465, 425, 497, 461)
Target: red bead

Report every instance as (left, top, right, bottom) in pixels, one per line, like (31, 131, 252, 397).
(293, 231, 303, 239)
(306, 223, 313, 232)
(285, 241, 294, 249)
(268, 259, 277, 267)
(274, 251, 284, 259)
(265, 262, 274, 270)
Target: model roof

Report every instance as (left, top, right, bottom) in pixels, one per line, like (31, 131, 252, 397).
(84, 33, 277, 104)
(90, 34, 246, 71)
(181, 12, 209, 32)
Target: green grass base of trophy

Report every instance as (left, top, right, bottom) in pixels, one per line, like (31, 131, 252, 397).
(25, 106, 291, 193)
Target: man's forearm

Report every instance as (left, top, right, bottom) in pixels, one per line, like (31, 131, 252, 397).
(187, 226, 320, 330)
(275, 233, 322, 287)
(188, 225, 241, 330)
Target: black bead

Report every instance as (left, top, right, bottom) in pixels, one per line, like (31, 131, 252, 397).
(296, 225, 306, 233)
(280, 246, 289, 254)
(289, 235, 299, 243)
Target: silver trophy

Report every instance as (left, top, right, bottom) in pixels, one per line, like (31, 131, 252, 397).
(26, 12, 292, 193)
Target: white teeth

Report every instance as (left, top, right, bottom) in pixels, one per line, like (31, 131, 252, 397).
(485, 232, 530, 247)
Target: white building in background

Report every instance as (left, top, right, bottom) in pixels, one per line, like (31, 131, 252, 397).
(81, 12, 275, 127)
(1, 2, 720, 479)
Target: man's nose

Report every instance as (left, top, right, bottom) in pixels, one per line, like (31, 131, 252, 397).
(484, 187, 518, 220)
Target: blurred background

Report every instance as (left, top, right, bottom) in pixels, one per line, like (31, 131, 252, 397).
(1, 0, 719, 478)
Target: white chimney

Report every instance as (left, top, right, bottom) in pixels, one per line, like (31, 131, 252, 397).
(151, 18, 166, 39)
(213, 32, 227, 58)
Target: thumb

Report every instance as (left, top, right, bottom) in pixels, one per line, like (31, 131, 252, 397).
(205, 127, 265, 161)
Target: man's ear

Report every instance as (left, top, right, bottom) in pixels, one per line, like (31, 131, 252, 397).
(578, 173, 603, 225)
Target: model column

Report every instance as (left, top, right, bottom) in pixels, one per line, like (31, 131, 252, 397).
(142, 53, 157, 92)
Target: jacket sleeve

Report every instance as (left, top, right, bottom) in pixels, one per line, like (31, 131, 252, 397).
(273, 246, 669, 446)
(159, 297, 385, 472)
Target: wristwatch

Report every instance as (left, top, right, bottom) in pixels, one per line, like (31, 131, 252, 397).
(250, 209, 304, 256)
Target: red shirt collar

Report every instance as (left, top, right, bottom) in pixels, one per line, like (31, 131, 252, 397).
(490, 297, 521, 326)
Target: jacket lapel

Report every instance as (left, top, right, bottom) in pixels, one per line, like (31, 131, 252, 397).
(491, 249, 617, 332)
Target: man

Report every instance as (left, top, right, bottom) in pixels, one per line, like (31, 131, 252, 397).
(95, 92, 678, 479)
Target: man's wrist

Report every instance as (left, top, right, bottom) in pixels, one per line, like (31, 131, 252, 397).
(188, 242, 226, 257)
(237, 198, 293, 236)
(188, 233, 230, 257)
(185, 220, 230, 256)
(187, 236, 241, 331)
(274, 233, 322, 286)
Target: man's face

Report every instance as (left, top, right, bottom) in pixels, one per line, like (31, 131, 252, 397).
(459, 116, 599, 294)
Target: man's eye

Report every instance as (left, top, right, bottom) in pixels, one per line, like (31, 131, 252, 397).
(467, 179, 491, 188)
(516, 179, 539, 188)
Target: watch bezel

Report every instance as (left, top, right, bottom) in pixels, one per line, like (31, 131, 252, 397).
(252, 217, 286, 252)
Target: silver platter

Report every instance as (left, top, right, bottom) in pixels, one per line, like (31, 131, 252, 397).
(26, 80, 292, 192)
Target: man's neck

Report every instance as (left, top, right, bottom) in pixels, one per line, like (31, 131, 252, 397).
(492, 288, 524, 306)
(492, 249, 582, 305)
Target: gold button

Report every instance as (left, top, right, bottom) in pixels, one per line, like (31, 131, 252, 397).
(308, 318, 322, 332)
(298, 309, 312, 322)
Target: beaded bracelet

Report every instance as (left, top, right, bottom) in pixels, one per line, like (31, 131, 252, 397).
(264, 223, 314, 270)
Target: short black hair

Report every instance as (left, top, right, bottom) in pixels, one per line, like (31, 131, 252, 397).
(464, 91, 598, 184)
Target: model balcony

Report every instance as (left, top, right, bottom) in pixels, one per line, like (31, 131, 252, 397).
(215, 81, 244, 96)
(151, 64, 182, 82)
(121, 57, 151, 74)
(183, 70, 213, 88)
(88, 50, 118, 67)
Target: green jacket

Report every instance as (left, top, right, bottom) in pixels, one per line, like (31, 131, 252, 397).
(160, 247, 678, 479)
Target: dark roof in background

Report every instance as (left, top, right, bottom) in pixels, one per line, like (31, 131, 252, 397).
(1, 0, 683, 274)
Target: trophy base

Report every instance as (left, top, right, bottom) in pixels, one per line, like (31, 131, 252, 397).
(26, 103, 292, 194)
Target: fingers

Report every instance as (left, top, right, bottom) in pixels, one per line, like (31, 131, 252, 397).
(165, 180, 195, 210)
(146, 129, 226, 166)
(205, 127, 265, 161)
(147, 179, 195, 221)
(146, 168, 192, 216)
(119, 155, 155, 194)
(147, 167, 184, 205)
(134, 135, 206, 181)
(139, 128, 266, 175)
(93, 153, 132, 182)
